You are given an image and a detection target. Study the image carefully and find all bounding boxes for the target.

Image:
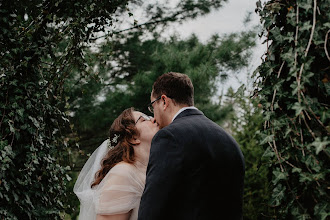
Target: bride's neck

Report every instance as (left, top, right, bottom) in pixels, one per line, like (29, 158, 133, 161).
(133, 143, 149, 168)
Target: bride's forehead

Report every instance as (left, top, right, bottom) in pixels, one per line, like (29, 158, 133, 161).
(132, 111, 142, 119)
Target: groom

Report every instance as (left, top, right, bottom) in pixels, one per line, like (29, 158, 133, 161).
(138, 72, 245, 220)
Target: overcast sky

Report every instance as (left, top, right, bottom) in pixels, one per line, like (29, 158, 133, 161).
(163, 0, 267, 92)
(168, 0, 260, 41)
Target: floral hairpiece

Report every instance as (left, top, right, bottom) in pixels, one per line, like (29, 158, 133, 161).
(108, 133, 120, 149)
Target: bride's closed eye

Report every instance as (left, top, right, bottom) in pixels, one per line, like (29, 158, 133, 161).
(135, 114, 151, 124)
(141, 115, 151, 122)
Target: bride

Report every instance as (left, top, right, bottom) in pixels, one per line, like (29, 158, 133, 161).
(74, 108, 159, 220)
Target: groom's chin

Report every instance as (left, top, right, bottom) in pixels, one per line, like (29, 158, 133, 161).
(158, 123, 167, 129)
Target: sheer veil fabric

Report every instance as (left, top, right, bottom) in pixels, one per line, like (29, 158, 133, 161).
(74, 140, 146, 220)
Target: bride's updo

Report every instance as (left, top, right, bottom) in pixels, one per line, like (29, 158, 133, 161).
(91, 107, 139, 187)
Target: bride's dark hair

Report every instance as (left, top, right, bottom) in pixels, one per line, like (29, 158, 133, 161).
(91, 107, 139, 187)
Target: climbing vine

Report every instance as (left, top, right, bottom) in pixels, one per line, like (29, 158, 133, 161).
(0, 0, 125, 218)
(255, 0, 329, 218)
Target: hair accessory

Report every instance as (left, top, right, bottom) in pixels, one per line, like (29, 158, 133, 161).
(112, 134, 120, 144)
(108, 134, 120, 149)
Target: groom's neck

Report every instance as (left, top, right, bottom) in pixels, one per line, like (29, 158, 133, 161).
(165, 104, 188, 124)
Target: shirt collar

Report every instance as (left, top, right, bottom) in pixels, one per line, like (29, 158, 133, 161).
(172, 106, 198, 122)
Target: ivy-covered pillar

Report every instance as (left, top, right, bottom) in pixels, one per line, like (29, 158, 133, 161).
(0, 0, 124, 219)
(255, 0, 329, 219)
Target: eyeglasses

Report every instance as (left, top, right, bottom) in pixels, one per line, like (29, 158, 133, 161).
(147, 96, 161, 113)
(147, 95, 174, 113)
(135, 114, 152, 124)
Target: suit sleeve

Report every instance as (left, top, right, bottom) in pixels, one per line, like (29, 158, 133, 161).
(138, 129, 182, 220)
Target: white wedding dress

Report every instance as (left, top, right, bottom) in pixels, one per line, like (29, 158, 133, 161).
(74, 140, 146, 220)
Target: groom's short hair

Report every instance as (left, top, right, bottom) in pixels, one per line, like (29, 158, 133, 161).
(152, 72, 194, 106)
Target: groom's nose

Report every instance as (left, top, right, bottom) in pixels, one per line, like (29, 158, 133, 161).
(151, 117, 157, 124)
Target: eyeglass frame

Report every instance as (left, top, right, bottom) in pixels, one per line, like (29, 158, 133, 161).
(135, 114, 152, 124)
(147, 96, 162, 113)
(147, 95, 173, 113)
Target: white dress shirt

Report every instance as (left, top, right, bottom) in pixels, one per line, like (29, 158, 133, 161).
(172, 106, 198, 122)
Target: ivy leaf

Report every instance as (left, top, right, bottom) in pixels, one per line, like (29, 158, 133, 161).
(28, 116, 40, 129)
(16, 109, 24, 117)
(292, 102, 304, 116)
(8, 120, 15, 133)
(292, 167, 302, 173)
(270, 27, 284, 43)
(2, 179, 10, 192)
(25, 194, 34, 208)
(324, 83, 330, 96)
(291, 206, 310, 219)
(13, 192, 19, 202)
(263, 146, 275, 158)
(312, 173, 325, 181)
(272, 169, 288, 184)
(299, 1, 312, 11)
(260, 134, 274, 145)
(314, 203, 330, 220)
(300, 21, 312, 32)
(299, 172, 313, 183)
(309, 137, 330, 155)
(284, 128, 292, 138)
(270, 184, 286, 206)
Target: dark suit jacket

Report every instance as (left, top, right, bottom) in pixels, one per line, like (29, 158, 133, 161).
(138, 109, 245, 220)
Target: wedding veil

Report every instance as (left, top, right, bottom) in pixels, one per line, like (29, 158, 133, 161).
(73, 139, 109, 220)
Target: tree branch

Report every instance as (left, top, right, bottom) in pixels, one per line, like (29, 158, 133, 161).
(268, 140, 285, 172)
(271, 61, 284, 112)
(298, 0, 316, 103)
(294, 5, 299, 67)
(325, 29, 330, 62)
(90, 8, 192, 41)
(304, 0, 317, 57)
(301, 112, 316, 139)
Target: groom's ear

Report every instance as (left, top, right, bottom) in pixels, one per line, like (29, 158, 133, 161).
(161, 95, 169, 110)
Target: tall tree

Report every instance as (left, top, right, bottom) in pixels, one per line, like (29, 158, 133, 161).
(255, 0, 329, 218)
(222, 86, 274, 219)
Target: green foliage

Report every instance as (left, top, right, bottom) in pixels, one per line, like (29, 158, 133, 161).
(255, 0, 330, 218)
(0, 0, 128, 218)
(60, 0, 236, 157)
(63, 30, 256, 219)
(0, 0, 244, 218)
(68, 31, 257, 153)
(222, 86, 274, 219)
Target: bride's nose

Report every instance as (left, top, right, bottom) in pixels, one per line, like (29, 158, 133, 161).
(151, 117, 156, 124)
